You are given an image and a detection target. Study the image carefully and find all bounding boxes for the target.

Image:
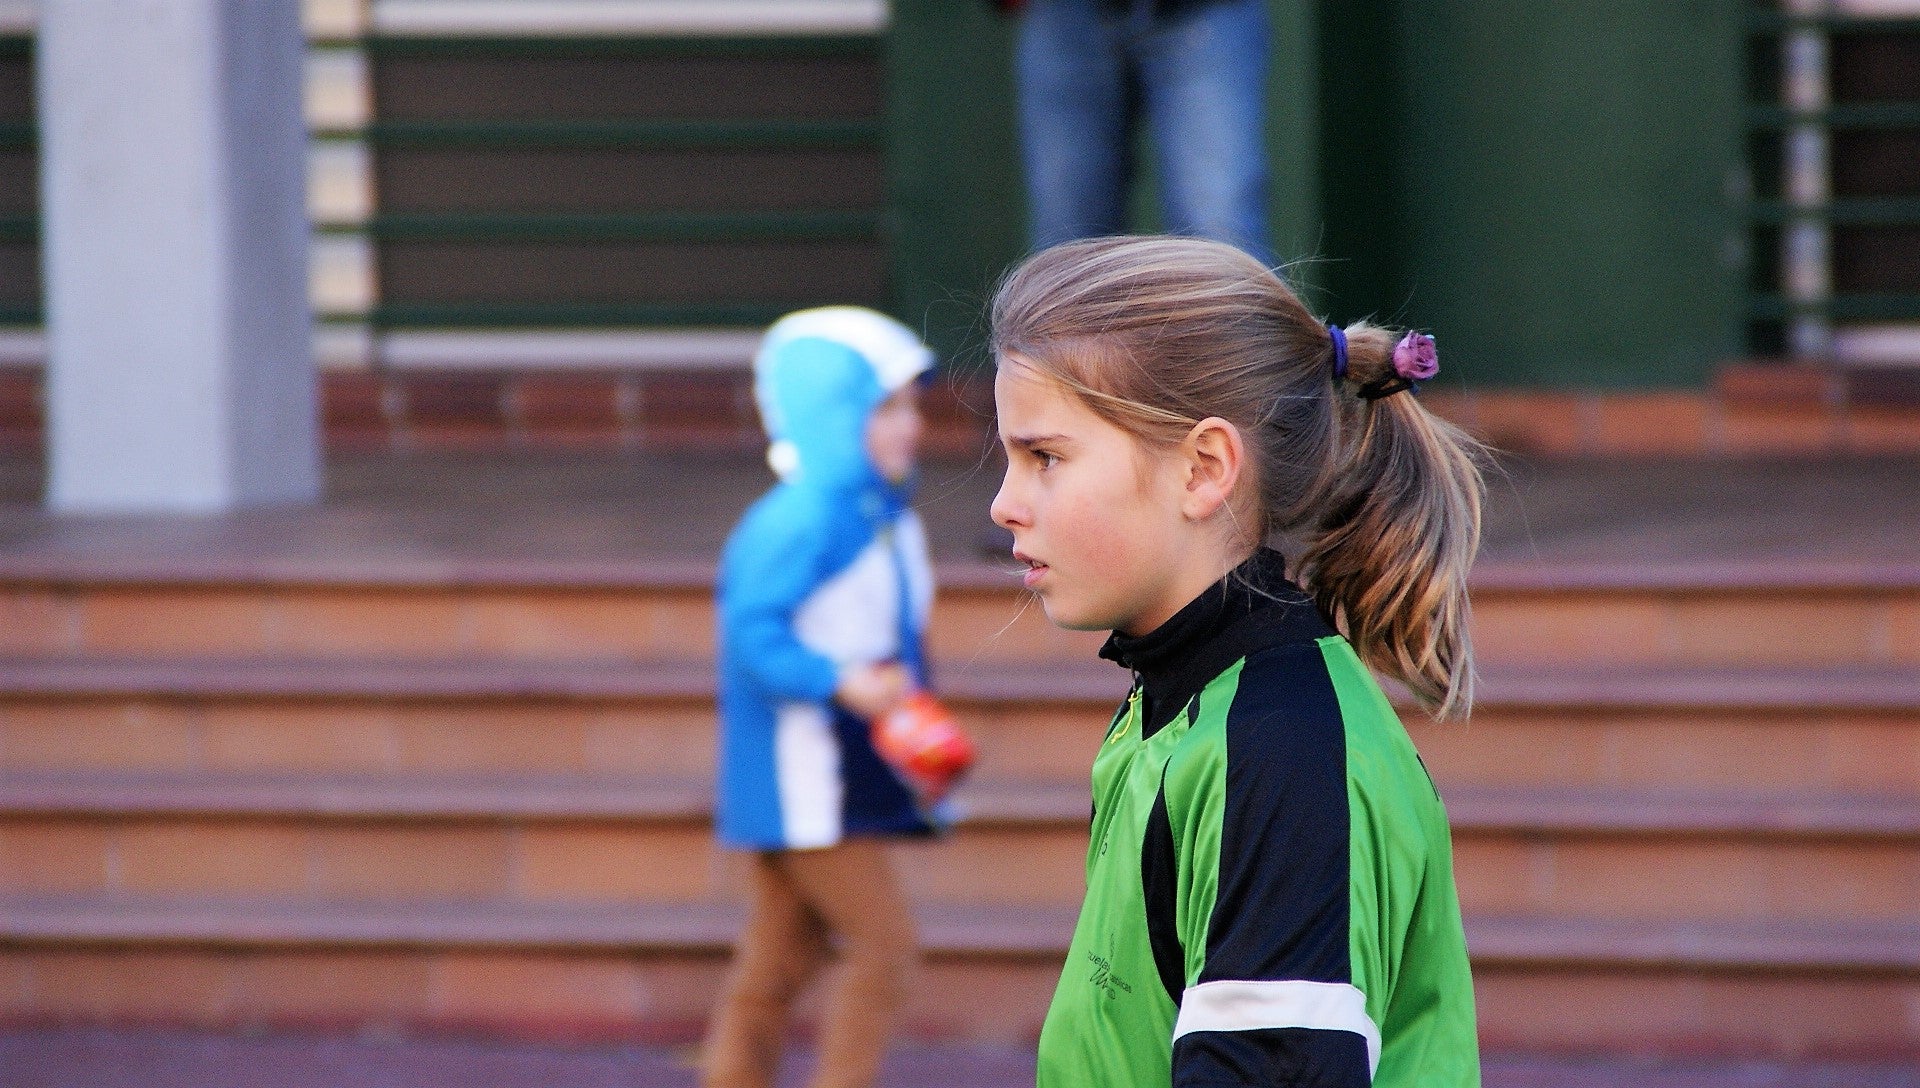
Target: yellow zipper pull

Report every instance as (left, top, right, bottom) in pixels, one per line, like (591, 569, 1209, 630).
(1108, 685, 1142, 744)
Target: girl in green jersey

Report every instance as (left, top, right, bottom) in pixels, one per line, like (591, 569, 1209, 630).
(989, 236, 1486, 1086)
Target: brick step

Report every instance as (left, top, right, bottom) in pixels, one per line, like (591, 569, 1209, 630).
(0, 896, 1066, 958)
(0, 656, 1911, 716)
(0, 654, 1123, 782)
(0, 653, 1128, 704)
(8, 895, 1920, 971)
(1407, 665, 1920, 796)
(5, 772, 1917, 924)
(4, 654, 1915, 709)
(941, 560, 1920, 669)
(0, 770, 1086, 829)
(3, 558, 1916, 668)
(7, 770, 1920, 839)
(3, 897, 1918, 1056)
(1, 656, 1913, 794)
(0, 773, 1092, 911)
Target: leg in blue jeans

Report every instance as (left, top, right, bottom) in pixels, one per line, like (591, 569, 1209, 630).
(1016, 0, 1135, 249)
(1137, 0, 1273, 264)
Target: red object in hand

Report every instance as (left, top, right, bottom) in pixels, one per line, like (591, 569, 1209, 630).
(873, 690, 976, 802)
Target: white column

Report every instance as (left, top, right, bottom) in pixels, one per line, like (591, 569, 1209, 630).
(37, 0, 319, 512)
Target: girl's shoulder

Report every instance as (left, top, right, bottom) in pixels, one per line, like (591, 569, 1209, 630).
(1217, 634, 1350, 717)
(1161, 638, 1348, 791)
(1163, 638, 1446, 852)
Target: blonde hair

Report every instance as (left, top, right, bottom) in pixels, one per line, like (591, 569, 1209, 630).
(991, 236, 1486, 718)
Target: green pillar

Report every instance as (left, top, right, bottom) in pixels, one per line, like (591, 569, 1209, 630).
(1322, 1, 1747, 389)
(885, 0, 1024, 370)
(1264, 0, 1321, 281)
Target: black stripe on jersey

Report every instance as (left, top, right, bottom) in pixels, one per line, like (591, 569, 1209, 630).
(1173, 1026, 1370, 1088)
(1143, 776, 1184, 1006)
(1143, 690, 1204, 1006)
(1201, 640, 1351, 985)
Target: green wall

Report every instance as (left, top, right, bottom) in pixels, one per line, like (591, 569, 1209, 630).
(889, 0, 1748, 389)
(1323, 0, 1748, 388)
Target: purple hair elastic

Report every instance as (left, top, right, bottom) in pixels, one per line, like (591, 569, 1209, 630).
(1326, 324, 1349, 381)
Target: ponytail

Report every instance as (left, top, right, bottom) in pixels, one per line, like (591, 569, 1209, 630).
(1298, 322, 1485, 719)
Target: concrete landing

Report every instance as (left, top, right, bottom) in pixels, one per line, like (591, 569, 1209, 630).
(1, 451, 1917, 576)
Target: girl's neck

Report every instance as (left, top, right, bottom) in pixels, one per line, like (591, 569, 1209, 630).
(1100, 548, 1330, 739)
(1118, 539, 1258, 638)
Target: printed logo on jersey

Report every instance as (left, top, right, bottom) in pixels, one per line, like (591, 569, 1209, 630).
(1086, 935, 1134, 1000)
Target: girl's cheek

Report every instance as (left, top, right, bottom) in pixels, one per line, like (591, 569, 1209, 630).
(1057, 502, 1127, 569)
(1082, 534, 1129, 575)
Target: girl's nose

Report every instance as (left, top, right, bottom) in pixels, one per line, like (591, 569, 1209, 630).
(990, 472, 1025, 530)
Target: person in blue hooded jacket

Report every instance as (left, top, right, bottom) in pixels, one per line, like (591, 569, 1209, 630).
(701, 306, 941, 1088)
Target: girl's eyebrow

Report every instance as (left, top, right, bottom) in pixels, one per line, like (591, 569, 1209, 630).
(1006, 432, 1072, 449)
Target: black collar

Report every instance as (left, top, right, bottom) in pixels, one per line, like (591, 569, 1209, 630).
(1099, 548, 1336, 738)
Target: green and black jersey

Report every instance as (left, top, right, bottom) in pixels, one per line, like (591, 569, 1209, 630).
(1036, 549, 1478, 1087)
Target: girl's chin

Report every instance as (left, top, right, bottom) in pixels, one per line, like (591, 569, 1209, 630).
(1038, 594, 1119, 634)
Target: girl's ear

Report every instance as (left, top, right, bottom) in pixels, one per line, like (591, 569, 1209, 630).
(1179, 416, 1244, 522)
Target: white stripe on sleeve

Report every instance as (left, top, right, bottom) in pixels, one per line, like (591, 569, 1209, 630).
(1173, 979, 1381, 1078)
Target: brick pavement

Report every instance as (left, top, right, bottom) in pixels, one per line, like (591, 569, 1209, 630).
(3, 1029, 1919, 1088)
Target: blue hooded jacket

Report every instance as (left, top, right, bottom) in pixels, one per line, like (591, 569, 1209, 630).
(714, 307, 939, 849)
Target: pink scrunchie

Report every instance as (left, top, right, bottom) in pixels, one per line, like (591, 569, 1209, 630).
(1393, 331, 1439, 382)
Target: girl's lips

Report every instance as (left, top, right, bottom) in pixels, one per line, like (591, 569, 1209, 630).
(1014, 551, 1048, 590)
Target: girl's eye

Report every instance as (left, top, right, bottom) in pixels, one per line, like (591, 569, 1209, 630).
(1034, 450, 1060, 469)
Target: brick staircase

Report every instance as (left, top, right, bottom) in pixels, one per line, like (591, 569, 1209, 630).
(0, 554, 1917, 1058)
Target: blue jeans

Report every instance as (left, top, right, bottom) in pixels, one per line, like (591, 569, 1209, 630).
(1016, 0, 1273, 264)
